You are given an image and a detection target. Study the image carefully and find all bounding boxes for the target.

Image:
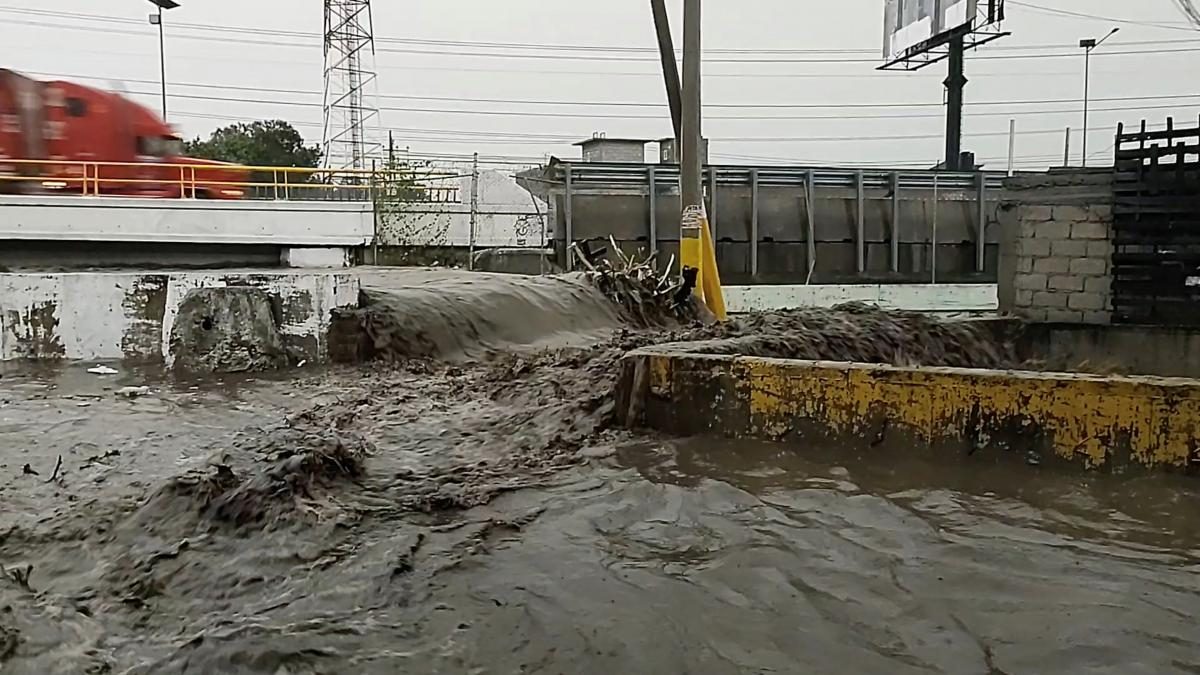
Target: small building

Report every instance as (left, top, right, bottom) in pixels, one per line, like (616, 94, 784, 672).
(658, 137, 709, 165)
(574, 136, 650, 164)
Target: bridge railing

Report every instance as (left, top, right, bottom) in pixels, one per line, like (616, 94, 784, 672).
(0, 159, 465, 203)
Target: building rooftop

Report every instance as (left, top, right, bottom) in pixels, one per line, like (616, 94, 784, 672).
(573, 137, 653, 146)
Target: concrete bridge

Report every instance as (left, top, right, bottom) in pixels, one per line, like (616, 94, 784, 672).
(0, 194, 373, 268)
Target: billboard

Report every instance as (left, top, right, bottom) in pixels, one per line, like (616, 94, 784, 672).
(883, 0, 978, 62)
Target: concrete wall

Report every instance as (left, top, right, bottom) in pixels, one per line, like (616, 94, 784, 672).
(1019, 323, 1200, 379)
(0, 271, 358, 362)
(375, 169, 548, 249)
(723, 283, 997, 314)
(619, 349, 1200, 474)
(997, 172, 1114, 324)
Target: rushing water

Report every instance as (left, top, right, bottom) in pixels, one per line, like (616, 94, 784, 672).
(2, 273, 1199, 674)
(2, 360, 1198, 675)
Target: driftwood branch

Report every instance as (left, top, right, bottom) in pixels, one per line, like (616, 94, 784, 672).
(45, 455, 63, 484)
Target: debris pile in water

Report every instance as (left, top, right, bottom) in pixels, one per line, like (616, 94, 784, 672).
(150, 425, 369, 529)
(571, 237, 707, 327)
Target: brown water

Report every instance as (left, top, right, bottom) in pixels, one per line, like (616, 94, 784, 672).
(2, 274, 1199, 674)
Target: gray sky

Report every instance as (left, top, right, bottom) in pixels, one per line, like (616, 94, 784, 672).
(3, 0, 1197, 169)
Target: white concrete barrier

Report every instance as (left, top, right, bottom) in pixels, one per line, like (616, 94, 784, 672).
(723, 284, 999, 314)
(0, 270, 359, 361)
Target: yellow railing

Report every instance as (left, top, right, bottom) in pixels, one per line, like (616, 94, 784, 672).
(0, 158, 464, 202)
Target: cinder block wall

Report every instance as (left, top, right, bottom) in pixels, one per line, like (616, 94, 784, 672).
(997, 172, 1114, 324)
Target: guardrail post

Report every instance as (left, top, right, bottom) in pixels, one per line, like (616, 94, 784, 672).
(564, 163, 574, 271)
(932, 173, 940, 285)
(975, 171, 987, 273)
(805, 169, 817, 283)
(855, 169, 866, 275)
(648, 166, 658, 256)
(273, 169, 280, 201)
(750, 168, 760, 278)
(890, 172, 901, 274)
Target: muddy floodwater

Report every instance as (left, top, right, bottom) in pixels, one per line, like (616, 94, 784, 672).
(2, 274, 1200, 674)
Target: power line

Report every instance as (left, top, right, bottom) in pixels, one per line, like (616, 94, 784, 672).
(30, 69, 1200, 111)
(1007, 0, 1198, 31)
(115, 87, 1200, 123)
(4, 5, 1198, 54)
(1172, 0, 1200, 28)
(4, 14, 1200, 64)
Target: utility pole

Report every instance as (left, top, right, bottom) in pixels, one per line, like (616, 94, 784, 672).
(680, 0, 703, 214)
(468, 152, 479, 271)
(649, 0, 683, 145)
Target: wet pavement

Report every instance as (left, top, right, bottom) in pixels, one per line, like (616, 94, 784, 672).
(1, 358, 1198, 675)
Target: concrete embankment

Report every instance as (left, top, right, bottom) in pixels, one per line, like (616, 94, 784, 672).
(620, 348, 1200, 474)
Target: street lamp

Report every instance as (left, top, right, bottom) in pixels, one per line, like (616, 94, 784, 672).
(147, 0, 181, 120)
(1079, 27, 1119, 167)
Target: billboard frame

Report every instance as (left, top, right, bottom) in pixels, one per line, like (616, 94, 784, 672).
(879, 0, 1009, 71)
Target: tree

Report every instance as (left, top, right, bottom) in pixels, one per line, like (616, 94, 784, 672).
(184, 120, 321, 168)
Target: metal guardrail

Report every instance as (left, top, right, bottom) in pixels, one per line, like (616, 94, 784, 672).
(551, 162, 1009, 192)
(0, 159, 464, 203)
(547, 161, 1003, 278)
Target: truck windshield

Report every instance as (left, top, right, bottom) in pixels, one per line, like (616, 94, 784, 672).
(136, 136, 185, 158)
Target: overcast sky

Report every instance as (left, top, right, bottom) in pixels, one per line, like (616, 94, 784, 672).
(3, 0, 1197, 170)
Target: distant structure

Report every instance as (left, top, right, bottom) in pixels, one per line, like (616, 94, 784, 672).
(574, 135, 651, 163)
(879, 0, 1009, 171)
(322, 0, 383, 171)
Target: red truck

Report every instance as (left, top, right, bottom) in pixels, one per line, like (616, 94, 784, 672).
(0, 69, 248, 199)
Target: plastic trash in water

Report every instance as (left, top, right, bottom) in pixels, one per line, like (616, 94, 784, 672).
(116, 386, 151, 399)
(86, 366, 119, 376)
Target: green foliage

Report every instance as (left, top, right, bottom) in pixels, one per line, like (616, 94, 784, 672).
(184, 120, 321, 168)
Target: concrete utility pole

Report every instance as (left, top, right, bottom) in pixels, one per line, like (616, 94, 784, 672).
(680, 0, 703, 213)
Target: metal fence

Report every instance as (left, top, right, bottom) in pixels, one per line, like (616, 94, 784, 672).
(1112, 118, 1200, 325)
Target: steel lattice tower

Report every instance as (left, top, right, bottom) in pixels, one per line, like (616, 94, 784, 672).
(322, 0, 382, 171)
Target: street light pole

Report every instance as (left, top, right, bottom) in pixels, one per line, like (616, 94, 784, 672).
(1079, 27, 1118, 167)
(147, 0, 181, 121)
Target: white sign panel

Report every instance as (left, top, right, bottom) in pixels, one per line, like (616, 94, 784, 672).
(883, 0, 977, 62)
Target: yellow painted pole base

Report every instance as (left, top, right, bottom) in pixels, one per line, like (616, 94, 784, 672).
(680, 203, 727, 321)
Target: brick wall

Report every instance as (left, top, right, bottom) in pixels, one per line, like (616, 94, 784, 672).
(997, 172, 1114, 324)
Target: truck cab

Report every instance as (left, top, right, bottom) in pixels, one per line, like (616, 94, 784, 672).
(0, 69, 248, 199)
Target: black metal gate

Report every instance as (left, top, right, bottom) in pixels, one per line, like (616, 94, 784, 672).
(1112, 118, 1200, 325)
